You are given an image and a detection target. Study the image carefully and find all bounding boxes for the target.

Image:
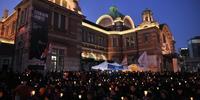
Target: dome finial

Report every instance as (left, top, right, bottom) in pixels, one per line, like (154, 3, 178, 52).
(108, 6, 124, 19)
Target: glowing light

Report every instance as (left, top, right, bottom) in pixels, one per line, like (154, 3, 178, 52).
(98, 83, 101, 86)
(190, 97, 194, 100)
(135, 83, 137, 86)
(109, 87, 112, 91)
(123, 15, 135, 28)
(0, 38, 14, 44)
(121, 96, 124, 100)
(31, 90, 35, 96)
(144, 90, 148, 96)
(157, 87, 159, 90)
(78, 94, 82, 99)
(185, 81, 187, 83)
(82, 21, 159, 35)
(60, 93, 63, 97)
(96, 15, 114, 25)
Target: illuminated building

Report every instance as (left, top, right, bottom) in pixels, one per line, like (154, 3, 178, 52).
(0, 9, 16, 71)
(185, 36, 200, 71)
(0, 0, 177, 72)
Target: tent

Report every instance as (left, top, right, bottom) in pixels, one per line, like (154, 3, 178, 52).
(91, 61, 124, 71)
(127, 64, 142, 72)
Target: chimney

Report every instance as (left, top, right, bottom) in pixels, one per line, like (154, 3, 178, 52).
(2, 9, 9, 19)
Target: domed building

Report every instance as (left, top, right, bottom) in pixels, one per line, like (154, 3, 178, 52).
(82, 7, 177, 72)
(96, 6, 135, 30)
(0, 0, 178, 72)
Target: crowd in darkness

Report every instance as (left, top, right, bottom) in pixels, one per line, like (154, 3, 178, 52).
(0, 69, 200, 100)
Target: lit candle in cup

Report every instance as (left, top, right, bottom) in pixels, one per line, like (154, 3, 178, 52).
(78, 94, 82, 99)
(31, 90, 35, 96)
(60, 93, 63, 97)
(144, 90, 148, 96)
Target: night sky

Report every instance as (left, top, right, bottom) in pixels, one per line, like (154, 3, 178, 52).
(0, 0, 200, 52)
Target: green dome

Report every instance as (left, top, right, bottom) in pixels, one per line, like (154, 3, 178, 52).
(108, 6, 124, 19)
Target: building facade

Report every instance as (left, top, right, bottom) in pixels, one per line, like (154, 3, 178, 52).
(185, 36, 200, 71)
(0, 0, 177, 72)
(0, 9, 16, 71)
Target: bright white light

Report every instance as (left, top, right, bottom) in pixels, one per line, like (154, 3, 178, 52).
(60, 93, 63, 97)
(144, 90, 148, 96)
(98, 83, 101, 86)
(78, 94, 82, 99)
(31, 90, 35, 96)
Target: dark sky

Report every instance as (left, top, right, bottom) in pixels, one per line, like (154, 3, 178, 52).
(0, 0, 200, 51)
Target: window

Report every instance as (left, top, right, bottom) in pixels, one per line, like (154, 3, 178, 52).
(51, 48, 64, 72)
(126, 36, 136, 48)
(126, 37, 130, 47)
(144, 33, 148, 42)
(20, 11, 24, 24)
(61, 15, 66, 31)
(54, 12, 59, 30)
(112, 38, 118, 47)
(62, 0, 67, 8)
(55, 0, 60, 5)
(91, 34, 94, 43)
(11, 21, 16, 34)
(24, 8, 27, 24)
(163, 34, 166, 43)
(145, 17, 148, 21)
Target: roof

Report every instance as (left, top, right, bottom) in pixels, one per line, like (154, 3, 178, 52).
(191, 36, 200, 40)
(159, 24, 168, 30)
(83, 19, 111, 31)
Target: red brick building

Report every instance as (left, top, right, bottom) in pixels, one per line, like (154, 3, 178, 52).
(0, 0, 177, 72)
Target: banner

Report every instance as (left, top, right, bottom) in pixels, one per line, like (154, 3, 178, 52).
(29, 8, 49, 61)
(138, 51, 148, 67)
(121, 56, 128, 66)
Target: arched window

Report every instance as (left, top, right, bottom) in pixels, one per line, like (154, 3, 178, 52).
(62, 0, 67, 8)
(163, 34, 166, 43)
(55, 0, 60, 5)
(145, 17, 148, 21)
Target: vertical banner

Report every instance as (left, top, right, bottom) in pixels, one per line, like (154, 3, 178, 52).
(29, 7, 49, 65)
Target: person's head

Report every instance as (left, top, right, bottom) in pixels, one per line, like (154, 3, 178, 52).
(0, 89, 4, 98)
(39, 87, 46, 96)
(177, 89, 183, 95)
(87, 92, 93, 100)
(160, 90, 167, 99)
(130, 86, 136, 92)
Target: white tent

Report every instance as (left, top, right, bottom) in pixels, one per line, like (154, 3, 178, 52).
(91, 61, 124, 71)
(91, 61, 108, 71)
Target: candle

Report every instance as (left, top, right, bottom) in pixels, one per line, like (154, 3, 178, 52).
(144, 90, 148, 96)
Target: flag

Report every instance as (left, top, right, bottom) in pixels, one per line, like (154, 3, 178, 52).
(41, 42, 51, 60)
(138, 51, 148, 67)
(121, 56, 128, 66)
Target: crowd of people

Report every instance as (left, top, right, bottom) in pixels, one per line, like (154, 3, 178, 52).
(0, 69, 200, 100)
